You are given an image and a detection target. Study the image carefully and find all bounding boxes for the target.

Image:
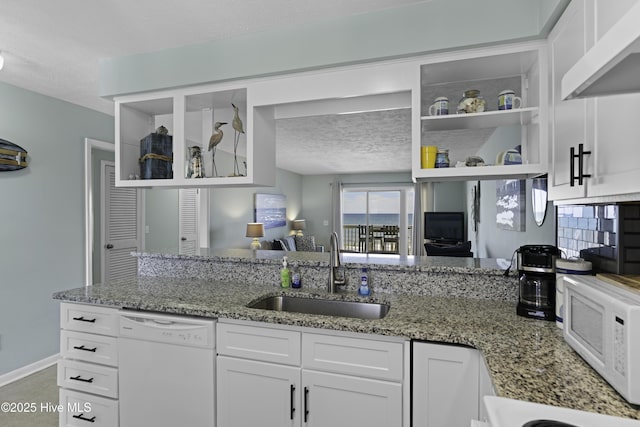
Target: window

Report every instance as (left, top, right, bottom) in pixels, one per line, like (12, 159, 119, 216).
(341, 186, 414, 255)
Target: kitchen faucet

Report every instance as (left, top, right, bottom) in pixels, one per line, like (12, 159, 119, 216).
(328, 231, 346, 293)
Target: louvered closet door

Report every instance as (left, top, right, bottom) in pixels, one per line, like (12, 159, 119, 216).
(179, 189, 199, 255)
(103, 163, 140, 282)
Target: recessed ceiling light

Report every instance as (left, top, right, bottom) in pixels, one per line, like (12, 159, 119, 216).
(0, 51, 4, 70)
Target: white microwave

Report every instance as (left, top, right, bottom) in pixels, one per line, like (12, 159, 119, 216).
(563, 275, 640, 405)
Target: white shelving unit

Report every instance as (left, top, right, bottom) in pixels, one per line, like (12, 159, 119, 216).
(421, 107, 538, 132)
(115, 82, 276, 188)
(413, 42, 548, 182)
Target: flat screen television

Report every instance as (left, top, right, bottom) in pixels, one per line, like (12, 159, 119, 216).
(424, 212, 465, 243)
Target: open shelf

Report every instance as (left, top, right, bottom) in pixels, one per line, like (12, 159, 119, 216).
(421, 107, 538, 132)
(414, 163, 547, 182)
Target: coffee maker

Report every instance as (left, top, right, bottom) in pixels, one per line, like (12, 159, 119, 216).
(516, 245, 560, 321)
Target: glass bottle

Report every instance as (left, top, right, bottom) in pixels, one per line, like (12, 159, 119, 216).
(435, 149, 450, 168)
(457, 89, 487, 114)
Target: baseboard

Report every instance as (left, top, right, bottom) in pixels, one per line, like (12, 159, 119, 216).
(0, 353, 60, 388)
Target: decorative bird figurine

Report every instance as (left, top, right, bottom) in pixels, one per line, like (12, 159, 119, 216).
(208, 121, 226, 177)
(231, 103, 245, 176)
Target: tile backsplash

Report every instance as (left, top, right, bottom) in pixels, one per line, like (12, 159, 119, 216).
(557, 203, 640, 274)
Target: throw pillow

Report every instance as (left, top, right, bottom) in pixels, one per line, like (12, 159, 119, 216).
(295, 235, 316, 252)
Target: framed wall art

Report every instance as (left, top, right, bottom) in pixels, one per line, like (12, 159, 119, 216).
(254, 193, 286, 229)
(496, 179, 526, 232)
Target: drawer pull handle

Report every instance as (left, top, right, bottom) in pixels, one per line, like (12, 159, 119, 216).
(72, 413, 96, 423)
(73, 345, 97, 352)
(72, 316, 97, 323)
(70, 375, 94, 383)
(290, 384, 296, 420)
(304, 386, 309, 422)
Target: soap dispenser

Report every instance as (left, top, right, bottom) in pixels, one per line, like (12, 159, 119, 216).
(358, 268, 370, 296)
(280, 256, 291, 288)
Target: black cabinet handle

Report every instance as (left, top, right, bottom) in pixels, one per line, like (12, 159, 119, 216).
(73, 345, 97, 352)
(72, 316, 96, 323)
(304, 386, 309, 422)
(290, 384, 296, 420)
(570, 143, 591, 186)
(70, 375, 94, 383)
(72, 413, 96, 423)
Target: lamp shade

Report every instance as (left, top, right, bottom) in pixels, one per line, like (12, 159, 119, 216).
(246, 223, 265, 238)
(292, 219, 306, 231)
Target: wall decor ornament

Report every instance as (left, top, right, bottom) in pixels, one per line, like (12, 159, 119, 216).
(496, 179, 526, 232)
(208, 121, 226, 177)
(0, 138, 28, 171)
(254, 193, 286, 229)
(231, 103, 245, 177)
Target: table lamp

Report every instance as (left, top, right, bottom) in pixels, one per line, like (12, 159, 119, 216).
(292, 219, 306, 236)
(246, 223, 264, 250)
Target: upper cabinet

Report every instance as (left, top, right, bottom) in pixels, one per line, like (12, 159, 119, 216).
(562, 0, 640, 99)
(413, 42, 548, 182)
(115, 83, 276, 188)
(549, 0, 640, 201)
(114, 41, 550, 187)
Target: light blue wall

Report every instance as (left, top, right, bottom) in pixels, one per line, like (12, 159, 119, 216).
(0, 82, 114, 375)
(208, 168, 304, 250)
(99, 0, 567, 97)
(466, 126, 555, 258)
(144, 189, 180, 252)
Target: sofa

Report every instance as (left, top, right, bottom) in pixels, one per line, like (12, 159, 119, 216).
(267, 235, 324, 252)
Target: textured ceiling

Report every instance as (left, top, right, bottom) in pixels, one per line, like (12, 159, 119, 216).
(276, 109, 412, 175)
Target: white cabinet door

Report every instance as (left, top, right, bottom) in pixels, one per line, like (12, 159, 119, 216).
(548, 0, 592, 201)
(589, 92, 640, 198)
(412, 342, 479, 427)
(217, 356, 300, 427)
(302, 370, 402, 427)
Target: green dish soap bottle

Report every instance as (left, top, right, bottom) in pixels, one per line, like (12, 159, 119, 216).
(280, 256, 291, 288)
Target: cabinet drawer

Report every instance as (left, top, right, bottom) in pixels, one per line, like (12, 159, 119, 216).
(61, 303, 119, 336)
(59, 388, 118, 427)
(61, 330, 118, 367)
(217, 322, 301, 365)
(302, 333, 404, 381)
(57, 359, 118, 399)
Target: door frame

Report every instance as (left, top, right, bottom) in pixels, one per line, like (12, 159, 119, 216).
(84, 138, 114, 286)
(84, 138, 145, 286)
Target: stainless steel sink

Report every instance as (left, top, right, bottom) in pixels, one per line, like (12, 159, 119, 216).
(247, 295, 389, 320)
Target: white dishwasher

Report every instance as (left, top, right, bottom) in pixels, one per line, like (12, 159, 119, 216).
(118, 310, 215, 427)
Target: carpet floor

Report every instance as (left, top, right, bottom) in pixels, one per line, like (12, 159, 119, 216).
(0, 365, 58, 427)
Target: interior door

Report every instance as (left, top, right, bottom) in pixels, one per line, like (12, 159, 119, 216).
(101, 162, 140, 283)
(179, 188, 199, 254)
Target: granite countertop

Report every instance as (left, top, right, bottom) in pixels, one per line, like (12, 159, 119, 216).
(53, 277, 640, 420)
(134, 248, 512, 273)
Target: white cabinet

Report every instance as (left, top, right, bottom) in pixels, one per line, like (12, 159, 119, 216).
(412, 341, 481, 427)
(216, 321, 406, 427)
(414, 42, 548, 182)
(217, 356, 301, 427)
(548, 0, 592, 200)
(115, 83, 276, 187)
(302, 370, 402, 427)
(58, 303, 120, 427)
(549, 0, 640, 201)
